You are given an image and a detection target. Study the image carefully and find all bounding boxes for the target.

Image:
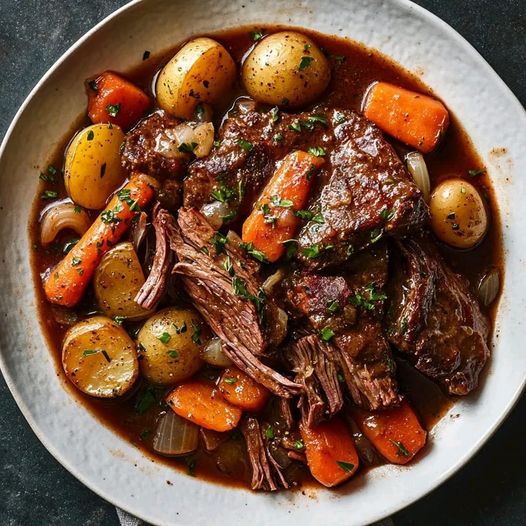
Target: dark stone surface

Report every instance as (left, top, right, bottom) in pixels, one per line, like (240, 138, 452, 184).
(0, 1, 524, 525)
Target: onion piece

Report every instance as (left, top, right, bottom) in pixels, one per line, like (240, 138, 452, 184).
(200, 427, 227, 452)
(406, 151, 431, 201)
(478, 268, 500, 306)
(154, 122, 215, 159)
(272, 307, 289, 347)
(262, 268, 286, 294)
(201, 337, 234, 367)
(201, 200, 231, 230)
(40, 200, 91, 245)
(153, 411, 199, 457)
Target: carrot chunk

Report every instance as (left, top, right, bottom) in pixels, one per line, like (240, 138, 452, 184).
(87, 71, 150, 130)
(43, 174, 157, 307)
(300, 417, 359, 487)
(363, 81, 449, 153)
(218, 367, 270, 412)
(166, 380, 242, 432)
(350, 399, 427, 465)
(241, 150, 324, 262)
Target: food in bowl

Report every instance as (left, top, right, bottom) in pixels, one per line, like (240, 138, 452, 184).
(31, 26, 502, 491)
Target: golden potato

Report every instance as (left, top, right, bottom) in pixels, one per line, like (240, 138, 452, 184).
(242, 31, 330, 107)
(62, 316, 139, 398)
(94, 242, 151, 320)
(137, 307, 206, 385)
(430, 178, 488, 249)
(156, 37, 236, 119)
(64, 123, 126, 209)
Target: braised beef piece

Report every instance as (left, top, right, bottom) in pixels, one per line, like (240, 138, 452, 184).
(286, 244, 400, 410)
(184, 104, 427, 267)
(121, 110, 191, 210)
(386, 238, 490, 395)
(241, 417, 289, 491)
(168, 207, 302, 398)
(286, 335, 343, 427)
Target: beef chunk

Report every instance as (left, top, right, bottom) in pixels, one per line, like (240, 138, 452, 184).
(386, 238, 490, 395)
(241, 417, 289, 491)
(169, 207, 302, 398)
(184, 104, 427, 266)
(286, 244, 400, 410)
(286, 335, 343, 427)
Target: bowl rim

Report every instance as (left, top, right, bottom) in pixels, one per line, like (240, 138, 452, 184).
(0, 0, 525, 524)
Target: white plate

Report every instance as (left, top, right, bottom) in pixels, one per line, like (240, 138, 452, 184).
(0, 1, 525, 525)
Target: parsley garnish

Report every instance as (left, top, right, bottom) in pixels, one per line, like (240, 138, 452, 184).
(283, 239, 298, 259)
(269, 106, 280, 123)
(468, 168, 485, 177)
(336, 460, 355, 472)
(295, 209, 313, 220)
(191, 322, 202, 344)
(260, 203, 277, 226)
(273, 133, 284, 142)
(320, 326, 335, 342)
(106, 103, 121, 117)
(390, 440, 410, 457)
(101, 209, 120, 224)
(238, 139, 253, 151)
(299, 56, 314, 70)
(350, 282, 387, 311)
(135, 387, 156, 415)
(333, 111, 346, 124)
(158, 332, 171, 344)
(308, 146, 326, 157)
(250, 30, 263, 41)
(370, 228, 383, 243)
(223, 255, 235, 276)
(293, 440, 304, 450)
(167, 350, 179, 359)
(327, 300, 340, 314)
(71, 257, 82, 267)
(380, 208, 395, 221)
(174, 322, 187, 334)
(210, 232, 228, 253)
(224, 377, 237, 385)
(240, 241, 268, 262)
(210, 184, 235, 203)
(41, 190, 58, 200)
(87, 130, 94, 141)
(178, 142, 198, 154)
(303, 244, 321, 259)
(270, 195, 294, 208)
(264, 424, 275, 439)
(307, 114, 327, 126)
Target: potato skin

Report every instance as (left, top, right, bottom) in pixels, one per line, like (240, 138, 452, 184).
(430, 178, 488, 249)
(62, 316, 139, 398)
(94, 242, 151, 320)
(64, 123, 126, 209)
(242, 31, 331, 107)
(156, 37, 236, 119)
(137, 307, 206, 385)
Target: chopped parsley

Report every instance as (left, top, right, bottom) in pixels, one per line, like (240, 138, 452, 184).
(100, 209, 120, 225)
(73, 205, 82, 213)
(288, 121, 303, 132)
(390, 440, 410, 457)
(63, 239, 79, 254)
(224, 377, 237, 385)
(270, 195, 294, 208)
(135, 387, 156, 415)
(117, 188, 140, 211)
(273, 133, 284, 142)
(295, 209, 313, 220)
(250, 30, 263, 42)
(167, 350, 179, 359)
(83, 349, 111, 362)
(261, 203, 277, 226)
(178, 141, 198, 154)
(184, 455, 196, 476)
(240, 241, 268, 262)
(106, 103, 121, 117)
(191, 322, 202, 344)
(237, 139, 253, 151)
(210, 232, 228, 253)
(87, 130, 95, 141)
(264, 424, 275, 439)
(298, 56, 314, 71)
(370, 228, 383, 244)
(41, 190, 58, 200)
(269, 106, 280, 123)
(210, 184, 235, 203)
(71, 257, 82, 267)
(336, 460, 355, 472)
(468, 168, 485, 177)
(308, 146, 326, 157)
(350, 282, 387, 311)
(302, 244, 321, 259)
(157, 332, 171, 344)
(283, 239, 298, 259)
(333, 111, 346, 124)
(380, 208, 395, 221)
(232, 276, 249, 298)
(307, 114, 327, 126)
(293, 440, 304, 450)
(320, 326, 335, 342)
(327, 300, 340, 314)
(222, 255, 235, 276)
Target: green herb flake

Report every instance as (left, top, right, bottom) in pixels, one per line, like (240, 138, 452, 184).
(260, 203, 277, 226)
(178, 141, 198, 154)
(264, 424, 275, 440)
(304, 43, 312, 52)
(167, 350, 179, 359)
(210, 232, 228, 253)
(390, 440, 410, 457)
(73, 205, 82, 213)
(320, 326, 335, 342)
(271, 195, 294, 208)
(336, 460, 355, 472)
(273, 133, 284, 143)
(334, 111, 346, 125)
(303, 244, 321, 259)
(113, 316, 126, 325)
(173, 321, 187, 335)
(240, 241, 268, 263)
(327, 300, 340, 314)
(468, 168, 485, 178)
(238, 139, 254, 152)
(460, 186, 467, 194)
(269, 106, 280, 123)
(210, 184, 234, 203)
(293, 440, 304, 450)
(41, 190, 58, 200)
(289, 121, 303, 132)
(157, 332, 171, 344)
(308, 146, 326, 157)
(224, 377, 237, 385)
(370, 228, 383, 244)
(312, 213, 325, 224)
(184, 455, 196, 476)
(100, 209, 120, 224)
(142, 50, 151, 60)
(87, 130, 95, 141)
(250, 30, 263, 42)
(213, 140, 222, 148)
(83, 349, 99, 357)
(63, 239, 79, 254)
(232, 276, 249, 298)
(283, 239, 298, 259)
(106, 103, 121, 118)
(295, 209, 313, 221)
(307, 114, 327, 126)
(135, 387, 156, 415)
(380, 208, 395, 221)
(299, 56, 314, 71)
(71, 257, 82, 267)
(223, 255, 235, 276)
(139, 429, 151, 440)
(191, 322, 202, 344)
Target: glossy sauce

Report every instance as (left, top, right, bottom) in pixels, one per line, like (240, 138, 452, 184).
(29, 26, 503, 488)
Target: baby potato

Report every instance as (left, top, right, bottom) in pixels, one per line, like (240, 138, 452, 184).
(242, 31, 331, 108)
(156, 37, 236, 119)
(137, 307, 206, 385)
(64, 123, 126, 209)
(62, 316, 139, 398)
(430, 178, 488, 249)
(94, 242, 151, 320)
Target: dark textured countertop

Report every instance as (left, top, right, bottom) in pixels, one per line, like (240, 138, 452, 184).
(0, 1, 524, 524)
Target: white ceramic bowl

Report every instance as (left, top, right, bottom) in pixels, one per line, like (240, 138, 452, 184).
(0, 1, 525, 525)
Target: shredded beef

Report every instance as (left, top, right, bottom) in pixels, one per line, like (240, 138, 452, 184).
(287, 335, 343, 427)
(386, 238, 490, 395)
(241, 417, 289, 491)
(168, 207, 302, 398)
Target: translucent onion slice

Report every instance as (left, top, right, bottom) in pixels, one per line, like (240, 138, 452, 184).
(40, 200, 91, 245)
(478, 268, 500, 306)
(406, 151, 431, 202)
(154, 122, 214, 159)
(201, 200, 231, 230)
(153, 411, 199, 457)
(201, 337, 233, 367)
(262, 268, 286, 294)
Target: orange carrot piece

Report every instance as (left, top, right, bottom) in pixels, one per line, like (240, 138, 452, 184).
(363, 81, 449, 153)
(300, 417, 359, 487)
(43, 174, 157, 307)
(350, 399, 427, 465)
(87, 71, 150, 130)
(241, 150, 324, 262)
(218, 367, 270, 412)
(166, 380, 242, 432)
